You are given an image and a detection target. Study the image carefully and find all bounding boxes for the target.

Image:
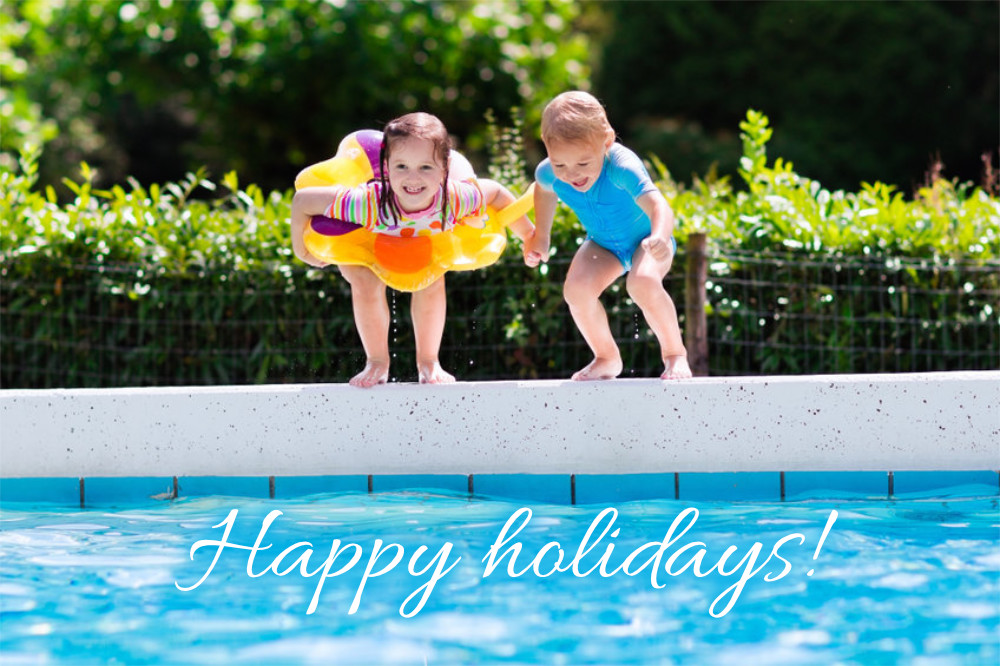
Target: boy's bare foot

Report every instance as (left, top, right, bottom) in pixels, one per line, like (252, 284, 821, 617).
(418, 361, 456, 385)
(661, 355, 693, 380)
(350, 360, 389, 388)
(572, 356, 623, 381)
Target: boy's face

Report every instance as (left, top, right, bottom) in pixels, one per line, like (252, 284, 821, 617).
(544, 134, 612, 192)
(387, 137, 446, 213)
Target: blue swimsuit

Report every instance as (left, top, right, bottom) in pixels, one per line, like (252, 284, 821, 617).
(535, 143, 672, 271)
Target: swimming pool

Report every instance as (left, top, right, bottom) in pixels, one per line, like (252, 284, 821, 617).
(1, 488, 997, 664)
(1, 372, 997, 663)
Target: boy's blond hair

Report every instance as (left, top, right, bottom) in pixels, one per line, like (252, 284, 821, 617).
(541, 91, 614, 146)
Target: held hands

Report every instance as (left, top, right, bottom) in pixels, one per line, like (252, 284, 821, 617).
(523, 230, 550, 268)
(523, 248, 545, 268)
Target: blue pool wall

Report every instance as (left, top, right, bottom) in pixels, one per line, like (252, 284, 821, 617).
(1, 471, 998, 508)
(1, 372, 998, 505)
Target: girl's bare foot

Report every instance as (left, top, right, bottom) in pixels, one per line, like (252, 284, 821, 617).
(418, 360, 456, 384)
(661, 355, 693, 380)
(572, 356, 623, 381)
(350, 360, 389, 388)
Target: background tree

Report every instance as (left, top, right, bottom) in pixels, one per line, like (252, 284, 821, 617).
(4, 0, 588, 194)
(593, 0, 999, 191)
(4, 1, 997, 195)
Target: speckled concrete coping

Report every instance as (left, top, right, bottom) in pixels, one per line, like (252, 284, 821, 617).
(1, 372, 998, 478)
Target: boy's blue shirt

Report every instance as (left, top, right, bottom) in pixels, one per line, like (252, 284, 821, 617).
(535, 143, 659, 264)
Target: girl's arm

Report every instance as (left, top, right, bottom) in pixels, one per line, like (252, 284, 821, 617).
(637, 190, 676, 262)
(290, 186, 344, 267)
(478, 179, 543, 267)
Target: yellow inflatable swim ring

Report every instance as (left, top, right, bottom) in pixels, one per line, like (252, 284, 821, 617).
(295, 129, 534, 292)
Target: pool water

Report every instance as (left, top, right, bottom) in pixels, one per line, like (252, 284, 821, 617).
(1, 489, 997, 665)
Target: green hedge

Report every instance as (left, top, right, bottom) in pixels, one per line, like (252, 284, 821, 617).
(663, 111, 999, 375)
(2, 111, 997, 387)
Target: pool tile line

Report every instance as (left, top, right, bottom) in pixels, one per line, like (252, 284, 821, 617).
(58, 472, 886, 506)
(319, 470, 978, 503)
(5, 470, 999, 507)
(74, 476, 180, 508)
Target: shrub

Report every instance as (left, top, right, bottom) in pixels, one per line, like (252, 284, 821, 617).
(2, 111, 996, 388)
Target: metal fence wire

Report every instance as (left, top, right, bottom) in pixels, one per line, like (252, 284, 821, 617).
(2, 249, 997, 388)
(700, 250, 999, 375)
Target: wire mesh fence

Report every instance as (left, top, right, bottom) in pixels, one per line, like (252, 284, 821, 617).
(701, 250, 999, 375)
(2, 248, 997, 388)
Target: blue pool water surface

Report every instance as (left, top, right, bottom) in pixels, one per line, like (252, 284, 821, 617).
(1, 489, 998, 665)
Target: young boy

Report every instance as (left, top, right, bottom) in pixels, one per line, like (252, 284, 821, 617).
(527, 91, 692, 380)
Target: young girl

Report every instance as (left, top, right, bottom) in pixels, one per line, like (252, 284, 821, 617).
(291, 112, 539, 388)
(527, 91, 692, 381)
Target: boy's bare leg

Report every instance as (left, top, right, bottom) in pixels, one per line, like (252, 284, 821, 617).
(411, 276, 455, 384)
(340, 265, 391, 387)
(564, 241, 626, 380)
(626, 246, 693, 380)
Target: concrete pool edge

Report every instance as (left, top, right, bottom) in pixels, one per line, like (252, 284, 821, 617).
(2, 371, 998, 479)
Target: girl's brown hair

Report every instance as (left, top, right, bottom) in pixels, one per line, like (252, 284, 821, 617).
(540, 91, 614, 147)
(378, 112, 452, 225)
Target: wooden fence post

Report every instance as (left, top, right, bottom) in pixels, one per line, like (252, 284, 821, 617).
(684, 232, 709, 376)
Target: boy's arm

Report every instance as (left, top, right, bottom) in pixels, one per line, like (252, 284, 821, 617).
(529, 184, 558, 265)
(637, 190, 676, 262)
(290, 187, 342, 267)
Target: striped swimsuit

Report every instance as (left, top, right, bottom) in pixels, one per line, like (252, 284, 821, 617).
(323, 180, 486, 237)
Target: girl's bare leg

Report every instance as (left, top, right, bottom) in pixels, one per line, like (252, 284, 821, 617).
(626, 247, 692, 380)
(564, 241, 627, 380)
(411, 276, 455, 384)
(660, 354, 692, 379)
(339, 265, 391, 387)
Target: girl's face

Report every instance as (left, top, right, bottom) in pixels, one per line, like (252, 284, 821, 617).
(545, 132, 613, 192)
(386, 137, 446, 213)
